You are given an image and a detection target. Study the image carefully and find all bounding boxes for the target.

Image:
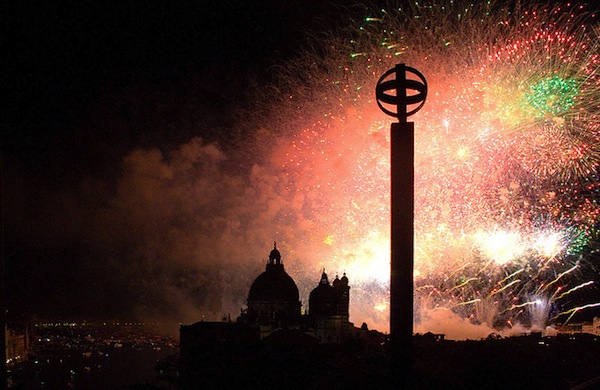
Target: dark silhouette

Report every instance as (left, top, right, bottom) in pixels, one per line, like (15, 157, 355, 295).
(376, 63, 427, 385)
(179, 244, 386, 388)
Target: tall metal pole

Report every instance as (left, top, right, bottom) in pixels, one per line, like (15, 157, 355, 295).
(390, 120, 414, 382)
(376, 64, 427, 385)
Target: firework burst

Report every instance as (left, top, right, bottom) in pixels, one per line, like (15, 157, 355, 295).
(250, 1, 600, 335)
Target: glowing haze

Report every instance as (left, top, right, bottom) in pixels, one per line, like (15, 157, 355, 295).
(95, 1, 600, 339)
(253, 0, 600, 337)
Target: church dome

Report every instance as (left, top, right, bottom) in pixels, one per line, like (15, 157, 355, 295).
(248, 264, 299, 302)
(246, 243, 301, 328)
(340, 273, 349, 285)
(309, 271, 338, 316)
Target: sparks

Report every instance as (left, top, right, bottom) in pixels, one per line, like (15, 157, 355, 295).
(254, 0, 600, 334)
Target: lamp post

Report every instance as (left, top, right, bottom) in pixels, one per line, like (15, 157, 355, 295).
(375, 63, 427, 384)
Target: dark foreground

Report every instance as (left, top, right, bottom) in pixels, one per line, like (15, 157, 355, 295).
(408, 334, 600, 389)
(181, 332, 600, 389)
(9, 326, 600, 389)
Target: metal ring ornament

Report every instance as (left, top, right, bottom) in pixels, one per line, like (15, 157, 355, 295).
(376, 64, 427, 122)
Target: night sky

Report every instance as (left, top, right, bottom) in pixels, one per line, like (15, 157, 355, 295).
(5, 0, 600, 334)
(5, 0, 355, 320)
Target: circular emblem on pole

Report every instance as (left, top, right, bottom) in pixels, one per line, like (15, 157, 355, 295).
(376, 64, 427, 123)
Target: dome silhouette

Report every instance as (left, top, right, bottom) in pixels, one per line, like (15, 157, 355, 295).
(309, 271, 338, 316)
(248, 265, 299, 302)
(246, 243, 301, 328)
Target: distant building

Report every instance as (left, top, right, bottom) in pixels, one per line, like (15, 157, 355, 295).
(556, 317, 600, 336)
(179, 243, 379, 388)
(245, 243, 301, 338)
(238, 242, 355, 341)
(582, 317, 600, 335)
(5, 321, 30, 365)
(307, 270, 350, 343)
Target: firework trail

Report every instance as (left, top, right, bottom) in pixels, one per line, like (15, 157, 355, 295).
(250, 0, 600, 335)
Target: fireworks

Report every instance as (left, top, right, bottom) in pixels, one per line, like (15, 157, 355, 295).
(251, 0, 600, 335)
